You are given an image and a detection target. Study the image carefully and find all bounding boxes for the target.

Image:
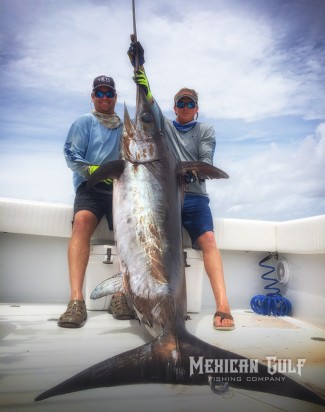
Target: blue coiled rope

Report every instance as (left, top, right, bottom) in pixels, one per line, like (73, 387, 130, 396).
(250, 253, 292, 316)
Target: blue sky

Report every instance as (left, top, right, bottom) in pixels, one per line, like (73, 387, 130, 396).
(1, 0, 325, 221)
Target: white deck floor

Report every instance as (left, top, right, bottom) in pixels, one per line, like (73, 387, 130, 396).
(0, 304, 324, 412)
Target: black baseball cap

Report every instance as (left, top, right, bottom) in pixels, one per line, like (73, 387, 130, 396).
(92, 75, 116, 92)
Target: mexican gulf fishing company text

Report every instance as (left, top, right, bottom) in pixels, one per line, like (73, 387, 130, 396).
(189, 356, 306, 382)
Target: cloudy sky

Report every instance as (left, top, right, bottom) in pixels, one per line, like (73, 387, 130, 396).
(1, 0, 325, 221)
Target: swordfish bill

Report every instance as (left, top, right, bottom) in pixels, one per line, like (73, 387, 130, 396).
(35, 87, 325, 407)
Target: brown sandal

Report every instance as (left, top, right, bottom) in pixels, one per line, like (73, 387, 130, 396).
(213, 311, 235, 331)
(57, 300, 87, 328)
(108, 294, 136, 320)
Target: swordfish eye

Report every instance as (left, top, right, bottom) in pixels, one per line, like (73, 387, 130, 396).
(141, 112, 152, 123)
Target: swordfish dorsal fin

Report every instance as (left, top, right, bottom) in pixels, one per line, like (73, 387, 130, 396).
(181, 161, 229, 180)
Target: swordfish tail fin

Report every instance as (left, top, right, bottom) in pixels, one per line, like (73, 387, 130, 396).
(35, 330, 325, 406)
(35, 333, 198, 401)
(35, 338, 165, 401)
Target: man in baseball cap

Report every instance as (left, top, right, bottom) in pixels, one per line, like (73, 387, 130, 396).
(59, 74, 136, 328)
(130, 41, 235, 331)
(174, 88, 198, 104)
(92, 75, 116, 92)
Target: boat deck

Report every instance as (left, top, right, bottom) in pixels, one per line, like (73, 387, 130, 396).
(0, 304, 324, 412)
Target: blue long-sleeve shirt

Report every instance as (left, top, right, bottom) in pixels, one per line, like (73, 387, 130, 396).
(63, 113, 123, 191)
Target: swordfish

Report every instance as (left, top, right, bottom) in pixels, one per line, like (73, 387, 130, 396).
(35, 88, 325, 407)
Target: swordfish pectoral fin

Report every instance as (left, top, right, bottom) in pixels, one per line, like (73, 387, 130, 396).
(181, 161, 229, 180)
(90, 272, 124, 300)
(87, 160, 126, 188)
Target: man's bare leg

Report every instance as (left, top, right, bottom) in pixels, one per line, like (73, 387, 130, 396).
(196, 231, 234, 329)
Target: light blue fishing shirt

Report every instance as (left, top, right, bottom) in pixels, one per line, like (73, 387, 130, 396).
(63, 113, 123, 191)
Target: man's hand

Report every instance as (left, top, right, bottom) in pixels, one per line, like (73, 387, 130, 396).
(88, 165, 113, 185)
(127, 40, 145, 67)
(184, 171, 197, 184)
(133, 70, 153, 101)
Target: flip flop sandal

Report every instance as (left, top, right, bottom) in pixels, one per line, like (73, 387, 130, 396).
(213, 311, 235, 331)
(57, 300, 87, 328)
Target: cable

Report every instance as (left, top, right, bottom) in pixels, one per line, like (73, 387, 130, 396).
(250, 253, 292, 316)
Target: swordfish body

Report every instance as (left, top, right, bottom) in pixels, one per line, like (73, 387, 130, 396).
(111, 94, 188, 337)
(35, 88, 325, 407)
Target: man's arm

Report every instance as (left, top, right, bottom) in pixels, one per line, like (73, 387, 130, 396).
(128, 40, 154, 103)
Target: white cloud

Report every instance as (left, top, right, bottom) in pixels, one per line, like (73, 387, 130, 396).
(138, 9, 301, 121)
(3, 1, 324, 122)
(209, 123, 325, 221)
(2, 123, 324, 222)
(0, 140, 74, 204)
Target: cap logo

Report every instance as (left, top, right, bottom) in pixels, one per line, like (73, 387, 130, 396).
(97, 76, 111, 83)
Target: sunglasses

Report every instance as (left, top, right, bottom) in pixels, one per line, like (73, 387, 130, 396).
(176, 100, 196, 109)
(94, 90, 115, 98)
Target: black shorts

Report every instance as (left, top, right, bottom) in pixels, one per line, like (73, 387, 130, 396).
(73, 182, 113, 230)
